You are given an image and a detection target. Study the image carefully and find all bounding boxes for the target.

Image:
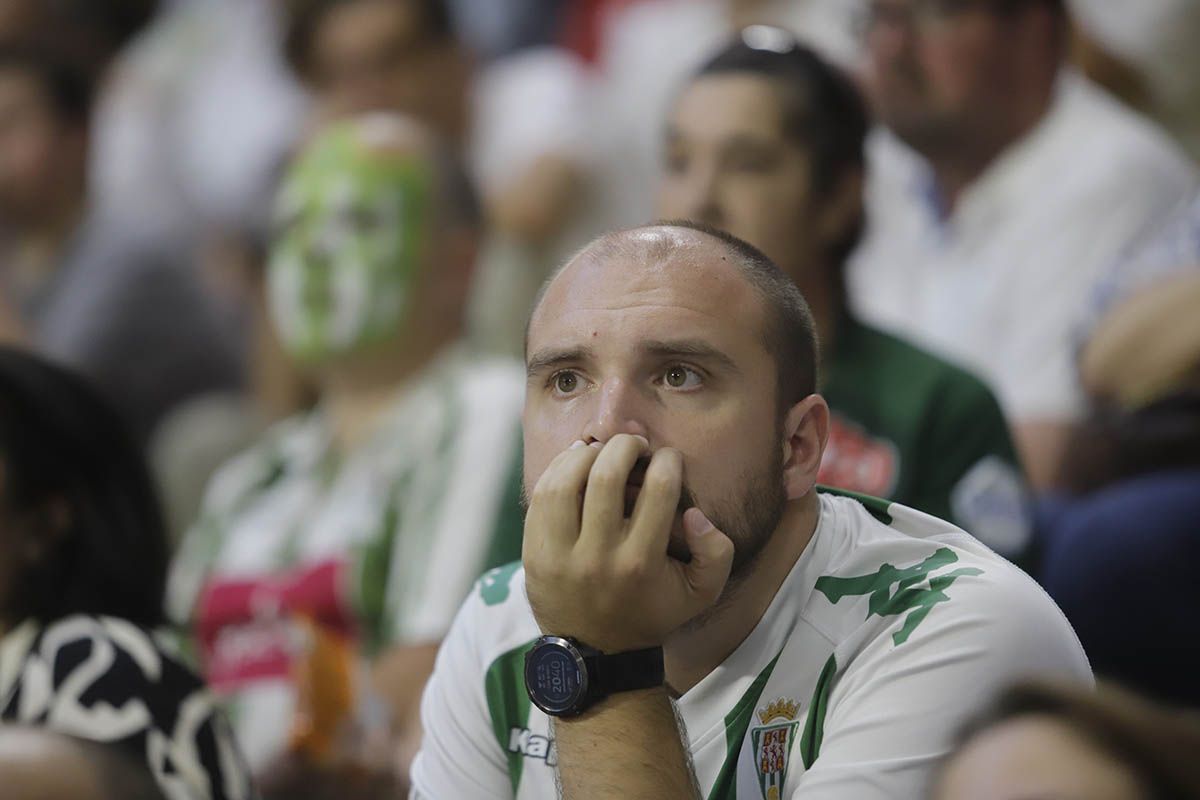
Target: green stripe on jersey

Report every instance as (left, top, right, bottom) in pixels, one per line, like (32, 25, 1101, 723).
(485, 639, 538, 794)
(815, 548, 983, 646)
(799, 654, 837, 769)
(706, 650, 783, 800)
(816, 485, 893, 525)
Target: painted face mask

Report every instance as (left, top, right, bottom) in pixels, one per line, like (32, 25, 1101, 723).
(267, 118, 431, 364)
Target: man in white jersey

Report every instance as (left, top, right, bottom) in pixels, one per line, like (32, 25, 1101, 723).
(410, 222, 1091, 799)
(168, 114, 526, 785)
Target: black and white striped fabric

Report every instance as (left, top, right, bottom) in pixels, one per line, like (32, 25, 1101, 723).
(0, 614, 255, 800)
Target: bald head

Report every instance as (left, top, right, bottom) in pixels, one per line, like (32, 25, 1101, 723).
(529, 221, 819, 410)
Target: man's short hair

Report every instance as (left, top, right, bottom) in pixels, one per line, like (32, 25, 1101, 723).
(531, 221, 819, 413)
(283, 0, 454, 84)
(692, 32, 868, 266)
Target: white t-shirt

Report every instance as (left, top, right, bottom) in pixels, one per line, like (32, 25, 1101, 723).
(410, 492, 1091, 800)
(848, 71, 1197, 422)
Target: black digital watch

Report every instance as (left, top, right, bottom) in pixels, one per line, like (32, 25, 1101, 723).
(523, 635, 665, 718)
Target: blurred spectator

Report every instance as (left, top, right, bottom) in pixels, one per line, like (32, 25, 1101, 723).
(282, 0, 594, 356)
(592, 0, 862, 233)
(445, 0, 572, 61)
(0, 0, 157, 75)
(1068, 0, 1200, 160)
(932, 681, 1200, 798)
(0, 346, 254, 800)
(93, 0, 310, 241)
(0, 45, 242, 441)
(166, 115, 525, 790)
(0, 727, 166, 800)
(1036, 272, 1200, 708)
(849, 0, 1198, 490)
(1079, 190, 1200, 384)
(657, 31, 1031, 563)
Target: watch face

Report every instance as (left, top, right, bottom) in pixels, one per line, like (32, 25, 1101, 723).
(525, 637, 588, 716)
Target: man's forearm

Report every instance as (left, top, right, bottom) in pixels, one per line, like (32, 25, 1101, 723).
(555, 687, 700, 800)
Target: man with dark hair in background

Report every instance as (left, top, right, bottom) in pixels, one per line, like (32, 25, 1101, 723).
(0, 46, 241, 441)
(658, 29, 1033, 566)
(410, 221, 1090, 799)
(849, 0, 1197, 490)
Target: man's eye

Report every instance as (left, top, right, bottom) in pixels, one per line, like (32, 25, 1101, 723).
(554, 371, 579, 394)
(663, 365, 701, 389)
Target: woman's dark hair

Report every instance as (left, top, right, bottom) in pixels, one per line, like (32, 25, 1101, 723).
(940, 681, 1200, 799)
(0, 347, 168, 627)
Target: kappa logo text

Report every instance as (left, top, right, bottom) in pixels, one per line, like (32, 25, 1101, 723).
(508, 727, 557, 766)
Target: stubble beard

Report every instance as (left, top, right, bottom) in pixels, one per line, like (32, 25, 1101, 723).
(675, 453, 787, 634)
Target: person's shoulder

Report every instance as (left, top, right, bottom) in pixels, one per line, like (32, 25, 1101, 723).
(1055, 72, 1197, 186)
(455, 561, 540, 656)
(18, 615, 208, 698)
(817, 495, 1085, 660)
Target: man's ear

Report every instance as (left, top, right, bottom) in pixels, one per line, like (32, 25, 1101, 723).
(781, 394, 830, 501)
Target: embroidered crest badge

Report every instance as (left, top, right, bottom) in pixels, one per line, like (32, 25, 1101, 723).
(751, 698, 801, 800)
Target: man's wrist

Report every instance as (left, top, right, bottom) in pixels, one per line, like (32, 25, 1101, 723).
(552, 685, 669, 723)
(524, 636, 665, 718)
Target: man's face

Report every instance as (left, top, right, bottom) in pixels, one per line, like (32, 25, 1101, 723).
(0, 70, 81, 225)
(523, 230, 788, 576)
(864, 0, 1020, 155)
(312, 0, 465, 133)
(659, 75, 817, 287)
(267, 118, 431, 365)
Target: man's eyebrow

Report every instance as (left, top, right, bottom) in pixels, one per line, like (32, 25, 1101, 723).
(641, 340, 740, 373)
(526, 346, 594, 378)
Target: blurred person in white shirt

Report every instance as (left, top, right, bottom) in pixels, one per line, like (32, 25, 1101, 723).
(848, 0, 1197, 490)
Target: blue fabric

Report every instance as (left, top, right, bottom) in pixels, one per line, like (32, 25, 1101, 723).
(1037, 470, 1200, 707)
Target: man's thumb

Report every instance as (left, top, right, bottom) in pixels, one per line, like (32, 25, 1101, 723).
(681, 507, 734, 600)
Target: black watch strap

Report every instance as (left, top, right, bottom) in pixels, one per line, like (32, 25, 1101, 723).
(590, 645, 665, 695)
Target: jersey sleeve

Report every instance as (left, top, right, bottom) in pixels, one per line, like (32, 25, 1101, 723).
(790, 569, 1091, 799)
(409, 588, 514, 799)
(912, 373, 1034, 568)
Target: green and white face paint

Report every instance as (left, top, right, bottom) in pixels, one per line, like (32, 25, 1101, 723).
(267, 116, 432, 364)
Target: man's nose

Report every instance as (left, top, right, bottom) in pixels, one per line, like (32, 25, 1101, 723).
(685, 168, 724, 228)
(581, 376, 650, 444)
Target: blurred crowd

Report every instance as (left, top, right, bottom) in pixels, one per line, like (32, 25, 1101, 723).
(1, 0, 1199, 798)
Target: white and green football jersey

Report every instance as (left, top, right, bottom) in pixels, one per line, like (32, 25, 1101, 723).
(411, 491, 1091, 800)
(168, 346, 526, 771)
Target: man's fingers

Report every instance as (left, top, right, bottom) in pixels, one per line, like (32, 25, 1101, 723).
(524, 440, 603, 560)
(627, 447, 683, 555)
(679, 507, 734, 606)
(579, 434, 649, 550)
